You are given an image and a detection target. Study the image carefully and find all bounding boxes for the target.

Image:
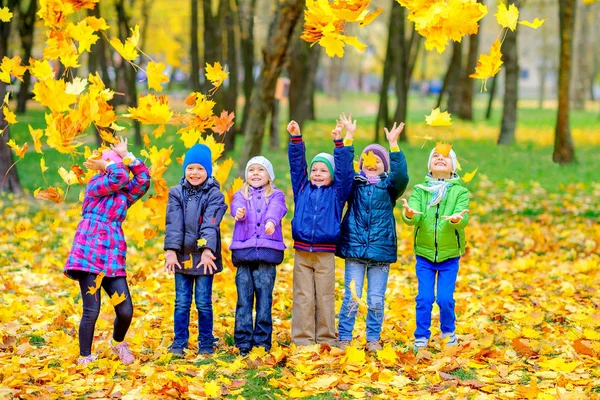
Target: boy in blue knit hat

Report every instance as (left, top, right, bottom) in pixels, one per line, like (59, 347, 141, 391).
(163, 143, 227, 356)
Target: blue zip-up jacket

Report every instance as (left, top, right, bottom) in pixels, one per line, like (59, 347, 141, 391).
(289, 136, 354, 252)
(336, 150, 409, 262)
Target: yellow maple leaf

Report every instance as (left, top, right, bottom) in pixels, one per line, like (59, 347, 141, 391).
(213, 158, 234, 186)
(32, 79, 78, 113)
(515, 378, 539, 399)
(538, 358, 579, 373)
(320, 34, 345, 58)
(109, 291, 127, 306)
(518, 18, 546, 29)
(342, 36, 367, 52)
(205, 62, 229, 88)
(197, 238, 207, 247)
(345, 345, 366, 365)
(199, 134, 224, 162)
(435, 142, 453, 157)
(187, 93, 216, 120)
(362, 151, 377, 169)
(40, 158, 48, 174)
(470, 39, 503, 90)
(124, 94, 173, 125)
(358, 8, 383, 27)
(179, 128, 200, 149)
(376, 343, 397, 364)
(0, 6, 13, 22)
(182, 258, 193, 269)
(29, 58, 55, 81)
(203, 381, 220, 398)
(146, 61, 169, 92)
(98, 129, 119, 144)
(86, 272, 105, 295)
(67, 20, 99, 53)
(58, 167, 79, 185)
(152, 124, 166, 138)
(348, 279, 367, 308)
(462, 167, 478, 183)
(495, 3, 519, 31)
(65, 77, 88, 95)
(7, 139, 27, 158)
(85, 16, 110, 31)
(425, 107, 452, 126)
(0, 55, 28, 83)
(3, 105, 16, 124)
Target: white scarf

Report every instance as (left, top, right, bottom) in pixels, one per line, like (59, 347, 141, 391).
(415, 178, 453, 208)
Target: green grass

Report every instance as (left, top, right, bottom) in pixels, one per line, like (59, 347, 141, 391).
(28, 334, 46, 347)
(448, 368, 478, 381)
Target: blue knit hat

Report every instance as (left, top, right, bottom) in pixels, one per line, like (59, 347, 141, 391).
(183, 144, 212, 176)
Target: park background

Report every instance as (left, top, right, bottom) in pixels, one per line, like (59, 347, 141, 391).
(1, 0, 600, 398)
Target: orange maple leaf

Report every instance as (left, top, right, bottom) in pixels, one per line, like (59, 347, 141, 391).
(7, 139, 28, 158)
(434, 142, 452, 157)
(108, 291, 127, 306)
(211, 110, 235, 135)
(86, 272, 105, 295)
(514, 378, 540, 399)
(34, 187, 64, 203)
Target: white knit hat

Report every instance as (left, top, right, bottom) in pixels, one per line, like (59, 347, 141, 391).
(428, 148, 457, 173)
(245, 156, 275, 182)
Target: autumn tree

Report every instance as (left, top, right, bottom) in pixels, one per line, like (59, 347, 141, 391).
(553, 0, 577, 164)
(190, 0, 201, 92)
(239, 0, 305, 169)
(239, 0, 257, 134)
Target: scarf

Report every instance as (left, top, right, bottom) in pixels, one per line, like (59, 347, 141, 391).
(359, 171, 383, 185)
(415, 177, 453, 208)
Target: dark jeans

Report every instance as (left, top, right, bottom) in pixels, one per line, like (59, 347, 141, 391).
(76, 272, 133, 357)
(234, 263, 276, 351)
(173, 273, 216, 352)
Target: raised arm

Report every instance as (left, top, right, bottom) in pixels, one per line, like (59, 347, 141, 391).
(123, 158, 151, 206)
(85, 163, 129, 198)
(287, 120, 307, 197)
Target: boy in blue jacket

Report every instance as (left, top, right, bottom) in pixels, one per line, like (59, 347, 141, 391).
(287, 119, 354, 346)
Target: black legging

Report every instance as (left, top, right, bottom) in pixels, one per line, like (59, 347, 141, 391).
(76, 272, 133, 357)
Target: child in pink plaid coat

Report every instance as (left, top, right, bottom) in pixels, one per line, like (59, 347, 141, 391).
(64, 137, 150, 366)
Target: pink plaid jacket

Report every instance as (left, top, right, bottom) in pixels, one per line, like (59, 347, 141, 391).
(64, 159, 150, 279)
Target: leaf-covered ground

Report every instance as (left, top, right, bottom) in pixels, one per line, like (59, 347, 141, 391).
(1, 176, 599, 399)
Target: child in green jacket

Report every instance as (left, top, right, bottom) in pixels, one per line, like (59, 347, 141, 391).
(401, 146, 470, 349)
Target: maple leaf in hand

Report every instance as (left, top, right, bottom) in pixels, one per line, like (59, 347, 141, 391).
(425, 108, 452, 126)
(435, 142, 453, 157)
(211, 111, 235, 135)
(205, 62, 229, 88)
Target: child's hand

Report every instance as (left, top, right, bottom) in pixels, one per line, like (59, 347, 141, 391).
(235, 207, 246, 221)
(164, 250, 181, 274)
(265, 221, 275, 235)
(442, 209, 469, 223)
(340, 112, 356, 140)
(401, 198, 423, 219)
(331, 120, 343, 141)
(198, 249, 217, 274)
(111, 136, 129, 157)
(384, 122, 405, 147)
(83, 158, 110, 171)
(287, 120, 301, 136)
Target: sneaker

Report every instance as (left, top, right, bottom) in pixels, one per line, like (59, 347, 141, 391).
(110, 341, 135, 365)
(239, 347, 251, 356)
(198, 346, 215, 355)
(366, 341, 382, 352)
(414, 337, 428, 349)
(168, 345, 185, 357)
(77, 354, 97, 366)
(444, 332, 458, 346)
(336, 340, 351, 350)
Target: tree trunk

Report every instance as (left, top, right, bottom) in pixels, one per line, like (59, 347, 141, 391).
(0, 0, 22, 194)
(328, 57, 343, 101)
(288, 21, 321, 129)
(270, 99, 280, 150)
(16, 0, 37, 114)
(485, 75, 497, 120)
(115, 0, 141, 145)
(239, 0, 304, 170)
(553, 0, 577, 164)
(571, 0, 590, 110)
(223, 0, 241, 153)
(446, 41, 463, 115)
(456, 28, 479, 120)
(498, 21, 520, 145)
(239, 0, 257, 133)
(392, 4, 408, 141)
(190, 0, 201, 92)
(437, 41, 462, 110)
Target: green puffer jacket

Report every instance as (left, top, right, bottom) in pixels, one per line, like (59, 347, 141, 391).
(401, 176, 470, 263)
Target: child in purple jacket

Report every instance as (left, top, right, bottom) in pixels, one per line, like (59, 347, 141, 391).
(65, 136, 150, 366)
(230, 156, 287, 355)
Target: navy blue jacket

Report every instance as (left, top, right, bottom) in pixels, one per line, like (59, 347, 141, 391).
(337, 150, 409, 262)
(164, 177, 227, 275)
(289, 136, 354, 252)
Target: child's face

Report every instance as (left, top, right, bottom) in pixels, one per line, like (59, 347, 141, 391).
(310, 162, 332, 187)
(185, 163, 207, 186)
(246, 164, 270, 188)
(362, 154, 385, 177)
(429, 152, 453, 179)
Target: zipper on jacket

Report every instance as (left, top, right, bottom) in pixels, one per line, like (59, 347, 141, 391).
(434, 203, 440, 262)
(310, 189, 320, 251)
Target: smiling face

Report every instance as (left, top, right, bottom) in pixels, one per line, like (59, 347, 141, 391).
(310, 161, 332, 187)
(185, 163, 208, 186)
(429, 152, 453, 179)
(246, 164, 270, 188)
(362, 154, 385, 178)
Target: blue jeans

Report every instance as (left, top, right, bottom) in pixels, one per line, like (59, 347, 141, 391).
(234, 264, 277, 350)
(173, 273, 216, 351)
(414, 255, 460, 339)
(338, 259, 390, 342)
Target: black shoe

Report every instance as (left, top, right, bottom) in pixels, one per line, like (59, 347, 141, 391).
(198, 346, 215, 355)
(168, 346, 185, 357)
(239, 347, 251, 356)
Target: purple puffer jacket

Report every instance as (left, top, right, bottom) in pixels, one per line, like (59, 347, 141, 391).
(230, 186, 287, 251)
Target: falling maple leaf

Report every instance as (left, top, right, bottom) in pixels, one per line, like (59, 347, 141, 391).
(434, 142, 452, 157)
(85, 16, 110, 31)
(65, 77, 88, 95)
(2, 105, 16, 124)
(109, 25, 140, 62)
(7, 139, 27, 158)
(98, 129, 119, 144)
(86, 271, 105, 295)
(462, 167, 479, 183)
(495, 3, 519, 31)
(34, 186, 64, 203)
(361, 151, 377, 169)
(212, 111, 235, 135)
(28, 58, 55, 81)
(213, 158, 234, 186)
(40, 158, 48, 174)
(146, 61, 169, 92)
(66, 20, 99, 53)
(0, 6, 13, 22)
(470, 39, 503, 91)
(205, 62, 229, 88)
(109, 291, 127, 306)
(425, 108, 452, 126)
(518, 18, 546, 29)
(0, 55, 28, 83)
(58, 166, 79, 185)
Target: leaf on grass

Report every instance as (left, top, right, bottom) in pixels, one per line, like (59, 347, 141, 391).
(515, 378, 540, 399)
(86, 272, 105, 295)
(573, 339, 595, 357)
(512, 338, 536, 357)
